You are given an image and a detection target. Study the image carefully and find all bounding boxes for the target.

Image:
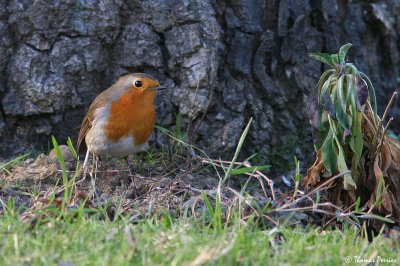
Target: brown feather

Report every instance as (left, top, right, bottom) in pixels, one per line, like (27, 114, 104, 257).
(77, 97, 104, 152)
(77, 85, 119, 152)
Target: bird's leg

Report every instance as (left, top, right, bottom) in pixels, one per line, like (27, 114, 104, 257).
(81, 149, 90, 181)
(118, 155, 133, 189)
(89, 154, 98, 193)
(123, 155, 132, 176)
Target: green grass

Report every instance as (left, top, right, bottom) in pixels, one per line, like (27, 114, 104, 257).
(0, 213, 397, 266)
(0, 153, 30, 175)
(1, 122, 398, 266)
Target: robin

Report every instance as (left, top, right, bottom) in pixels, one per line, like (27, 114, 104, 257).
(77, 73, 166, 170)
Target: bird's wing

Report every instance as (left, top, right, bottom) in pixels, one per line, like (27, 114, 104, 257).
(77, 92, 110, 152)
(77, 77, 129, 152)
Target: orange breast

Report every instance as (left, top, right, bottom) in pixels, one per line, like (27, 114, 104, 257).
(104, 89, 156, 145)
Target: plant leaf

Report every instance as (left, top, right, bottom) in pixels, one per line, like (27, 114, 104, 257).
(333, 75, 352, 136)
(320, 75, 336, 118)
(230, 165, 271, 176)
(337, 143, 357, 190)
(338, 43, 352, 64)
(224, 118, 253, 182)
(321, 90, 336, 118)
(345, 74, 355, 104)
(359, 72, 378, 120)
(310, 53, 336, 69)
(321, 130, 338, 174)
(348, 75, 363, 161)
(331, 54, 340, 65)
(315, 69, 335, 92)
(345, 63, 359, 75)
(358, 213, 395, 223)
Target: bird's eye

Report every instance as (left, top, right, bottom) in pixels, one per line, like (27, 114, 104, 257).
(134, 80, 143, 88)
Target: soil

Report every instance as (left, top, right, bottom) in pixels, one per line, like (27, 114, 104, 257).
(0, 149, 262, 220)
(3, 149, 398, 236)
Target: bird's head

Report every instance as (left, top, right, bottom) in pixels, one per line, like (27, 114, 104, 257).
(118, 73, 167, 94)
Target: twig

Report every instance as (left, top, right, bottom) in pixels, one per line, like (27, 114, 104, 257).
(199, 156, 275, 200)
(277, 171, 350, 210)
(380, 91, 397, 127)
(376, 117, 394, 154)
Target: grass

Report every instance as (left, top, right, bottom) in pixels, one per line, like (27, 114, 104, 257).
(1, 118, 399, 266)
(0, 209, 398, 266)
(0, 153, 30, 175)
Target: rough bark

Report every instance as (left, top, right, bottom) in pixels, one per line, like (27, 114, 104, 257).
(0, 0, 399, 170)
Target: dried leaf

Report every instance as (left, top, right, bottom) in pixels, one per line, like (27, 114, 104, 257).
(304, 150, 324, 189)
(373, 156, 383, 179)
(380, 142, 392, 175)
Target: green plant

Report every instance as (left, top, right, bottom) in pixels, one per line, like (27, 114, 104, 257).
(309, 43, 375, 189)
(306, 43, 400, 222)
(51, 136, 81, 215)
(155, 113, 189, 156)
(0, 153, 30, 175)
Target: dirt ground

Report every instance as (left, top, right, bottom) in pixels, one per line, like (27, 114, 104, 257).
(2, 147, 399, 238)
(0, 148, 276, 222)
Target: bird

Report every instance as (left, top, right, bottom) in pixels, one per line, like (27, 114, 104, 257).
(77, 73, 166, 174)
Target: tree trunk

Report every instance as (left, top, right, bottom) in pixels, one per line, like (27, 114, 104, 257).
(0, 0, 399, 170)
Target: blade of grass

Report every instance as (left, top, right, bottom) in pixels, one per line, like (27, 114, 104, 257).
(223, 118, 253, 183)
(230, 165, 270, 176)
(0, 153, 30, 173)
(51, 136, 69, 214)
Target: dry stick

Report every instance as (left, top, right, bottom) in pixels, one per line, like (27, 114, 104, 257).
(257, 172, 276, 201)
(199, 157, 276, 200)
(323, 201, 359, 227)
(376, 117, 394, 155)
(276, 171, 350, 211)
(262, 214, 279, 226)
(365, 101, 380, 134)
(373, 91, 397, 149)
(208, 159, 269, 198)
(228, 187, 260, 216)
(275, 201, 343, 213)
(382, 117, 394, 136)
(209, 160, 269, 198)
(57, 169, 130, 174)
(374, 91, 397, 154)
(273, 206, 337, 216)
(361, 112, 377, 135)
(379, 91, 397, 127)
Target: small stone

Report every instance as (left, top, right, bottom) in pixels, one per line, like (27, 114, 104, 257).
(25, 158, 35, 164)
(48, 145, 75, 162)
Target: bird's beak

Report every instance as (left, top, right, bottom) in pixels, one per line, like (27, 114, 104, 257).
(155, 85, 167, 91)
